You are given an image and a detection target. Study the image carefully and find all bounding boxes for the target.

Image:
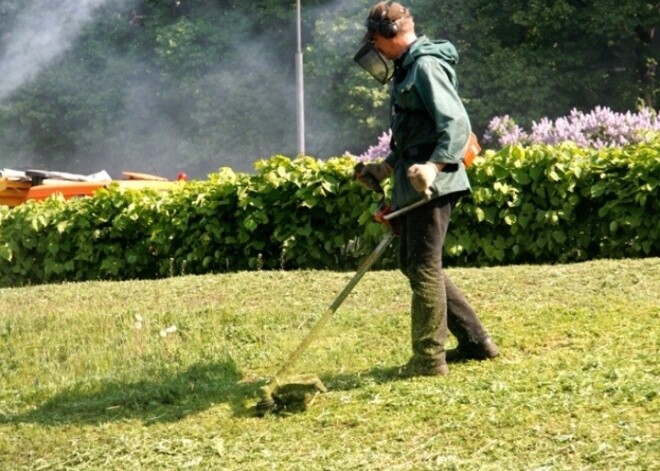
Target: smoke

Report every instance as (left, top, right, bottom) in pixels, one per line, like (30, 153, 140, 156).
(302, 0, 375, 157)
(0, 0, 133, 103)
(0, 0, 371, 178)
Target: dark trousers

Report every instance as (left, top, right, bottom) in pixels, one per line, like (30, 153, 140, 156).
(398, 195, 489, 366)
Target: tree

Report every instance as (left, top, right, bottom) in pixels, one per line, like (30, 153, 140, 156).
(0, 0, 656, 175)
(413, 0, 659, 137)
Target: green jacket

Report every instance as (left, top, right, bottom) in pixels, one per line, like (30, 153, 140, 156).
(384, 36, 472, 208)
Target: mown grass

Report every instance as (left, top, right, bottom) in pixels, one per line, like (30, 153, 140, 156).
(0, 258, 658, 470)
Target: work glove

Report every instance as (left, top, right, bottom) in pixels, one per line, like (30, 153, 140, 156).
(354, 161, 393, 190)
(407, 162, 442, 195)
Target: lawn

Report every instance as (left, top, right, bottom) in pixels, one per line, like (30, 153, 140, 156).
(1, 258, 658, 470)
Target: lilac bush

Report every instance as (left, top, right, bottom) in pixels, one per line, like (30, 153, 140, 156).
(346, 129, 392, 162)
(349, 107, 660, 161)
(483, 115, 528, 146)
(485, 107, 660, 149)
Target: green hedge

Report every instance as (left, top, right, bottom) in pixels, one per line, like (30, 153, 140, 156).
(0, 157, 387, 287)
(451, 140, 659, 265)
(1, 143, 658, 287)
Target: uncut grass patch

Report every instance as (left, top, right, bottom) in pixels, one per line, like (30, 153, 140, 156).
(0, 259, 658, 470)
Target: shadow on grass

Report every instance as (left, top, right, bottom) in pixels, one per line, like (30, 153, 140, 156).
(2, 362, 429, 426)
(320, 365, 408, 392)
(1, 361, 268, 426)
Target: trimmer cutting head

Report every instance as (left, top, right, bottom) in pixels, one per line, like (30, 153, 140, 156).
(255, 374, 327, 416)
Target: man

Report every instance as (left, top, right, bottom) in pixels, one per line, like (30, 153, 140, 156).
(354, 1, 499, 377)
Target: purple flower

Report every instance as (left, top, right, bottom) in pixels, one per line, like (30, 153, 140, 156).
(346, 129, 393, 162)
(484, 115, 529, 147)
(351, 107, 659, 159)
(483, 107, 660, 148)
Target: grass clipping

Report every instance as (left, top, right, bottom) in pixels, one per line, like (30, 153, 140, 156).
(256, 374, 327, 416)
(0, 258, 658, 469)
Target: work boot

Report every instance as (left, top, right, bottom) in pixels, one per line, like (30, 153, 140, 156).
(445, 337, 500, 363)
(397, 357, 449, 378)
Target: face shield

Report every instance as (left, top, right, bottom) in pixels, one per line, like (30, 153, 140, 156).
(353, 42, 394, 85)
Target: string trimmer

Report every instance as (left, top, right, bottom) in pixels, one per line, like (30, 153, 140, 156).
(254, 165, 429, 415)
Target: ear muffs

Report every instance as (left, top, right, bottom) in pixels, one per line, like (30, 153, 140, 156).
(366, 1, 402, 39)
(366, 17, 399, 38)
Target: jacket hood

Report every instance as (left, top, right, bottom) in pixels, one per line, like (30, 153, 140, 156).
(401, 36, 459, 68)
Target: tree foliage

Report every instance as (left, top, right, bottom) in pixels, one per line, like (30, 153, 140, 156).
(0, 0, 657, 176)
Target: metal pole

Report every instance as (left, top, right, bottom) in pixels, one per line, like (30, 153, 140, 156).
(295, 0, 305, 157)
(274, 231, 395, 378)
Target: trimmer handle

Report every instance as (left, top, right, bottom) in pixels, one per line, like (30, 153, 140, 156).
(353, 162, 385, 195)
